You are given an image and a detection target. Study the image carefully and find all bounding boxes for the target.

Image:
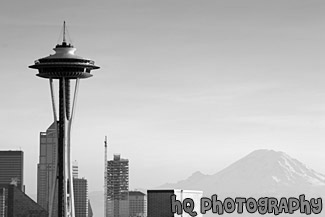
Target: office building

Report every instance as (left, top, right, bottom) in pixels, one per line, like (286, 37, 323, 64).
(0, 151, 24, 192)
(106, 154, 129, 217)
(129, 191, 146, 217)
(37, 122, 58, 213)
(74, 178, 88, 217)
(72, 163, 90, 217)
(147, 189, 203, 217)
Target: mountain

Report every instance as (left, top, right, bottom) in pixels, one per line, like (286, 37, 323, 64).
(159, 149, 325, 216)
(159, 149, 325, 198)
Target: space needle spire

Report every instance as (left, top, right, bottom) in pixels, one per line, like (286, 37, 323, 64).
(63, 21, 67, 44)
(29, 22, 100, 217)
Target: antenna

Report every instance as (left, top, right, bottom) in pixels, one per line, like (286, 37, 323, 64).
(104, 136, 108, 217)
(63, 21, 66, 43)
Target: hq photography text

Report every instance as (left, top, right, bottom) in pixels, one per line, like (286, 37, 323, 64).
(171, 194, 322, 216)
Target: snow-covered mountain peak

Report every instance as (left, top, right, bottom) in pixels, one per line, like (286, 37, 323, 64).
(160, 149, 325, 197)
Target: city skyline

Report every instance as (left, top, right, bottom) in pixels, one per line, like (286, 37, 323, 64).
(0, 0, 324, 201)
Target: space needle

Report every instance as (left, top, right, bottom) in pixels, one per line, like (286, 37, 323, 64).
(29, 22, 99, 217)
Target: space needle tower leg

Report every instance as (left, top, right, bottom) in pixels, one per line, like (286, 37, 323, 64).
(59, 78, 79, 217)
(48, 78, 58, 217)
(66, 78, 80, 217)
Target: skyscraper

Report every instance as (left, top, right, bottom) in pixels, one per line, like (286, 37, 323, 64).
(73, 178, 88, 217)
(106, 154, 129, 217)
(0, 151, 24, 191)
(72, 163, 89, 217)
(37, 122, 57, 212)
(29, 22, 99, 217)
(129, 191, 146, 217)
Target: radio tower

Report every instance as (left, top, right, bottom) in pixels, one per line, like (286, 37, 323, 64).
(104, 136, 108, 217)
(29, 22, 100, 217)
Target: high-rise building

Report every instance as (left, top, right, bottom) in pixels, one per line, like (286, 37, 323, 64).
(147, 189, 203, 217)
(37, 122, 57, 209)
(129, 191, 146, 217)
(73, 178, 88, 217)
(37, 122, 58, 214)
(106, 154, 129, 217)
(0, 151, 24, 192)
(71, 163, 90, 217)
(71, 163, 89, 217)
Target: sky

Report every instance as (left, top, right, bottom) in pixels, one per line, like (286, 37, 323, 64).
(0, 0, 324, 197)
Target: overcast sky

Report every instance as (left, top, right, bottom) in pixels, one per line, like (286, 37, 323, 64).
(0, 0, 324, 196)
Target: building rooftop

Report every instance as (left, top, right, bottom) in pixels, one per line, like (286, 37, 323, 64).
(129, 191, 146, 196)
